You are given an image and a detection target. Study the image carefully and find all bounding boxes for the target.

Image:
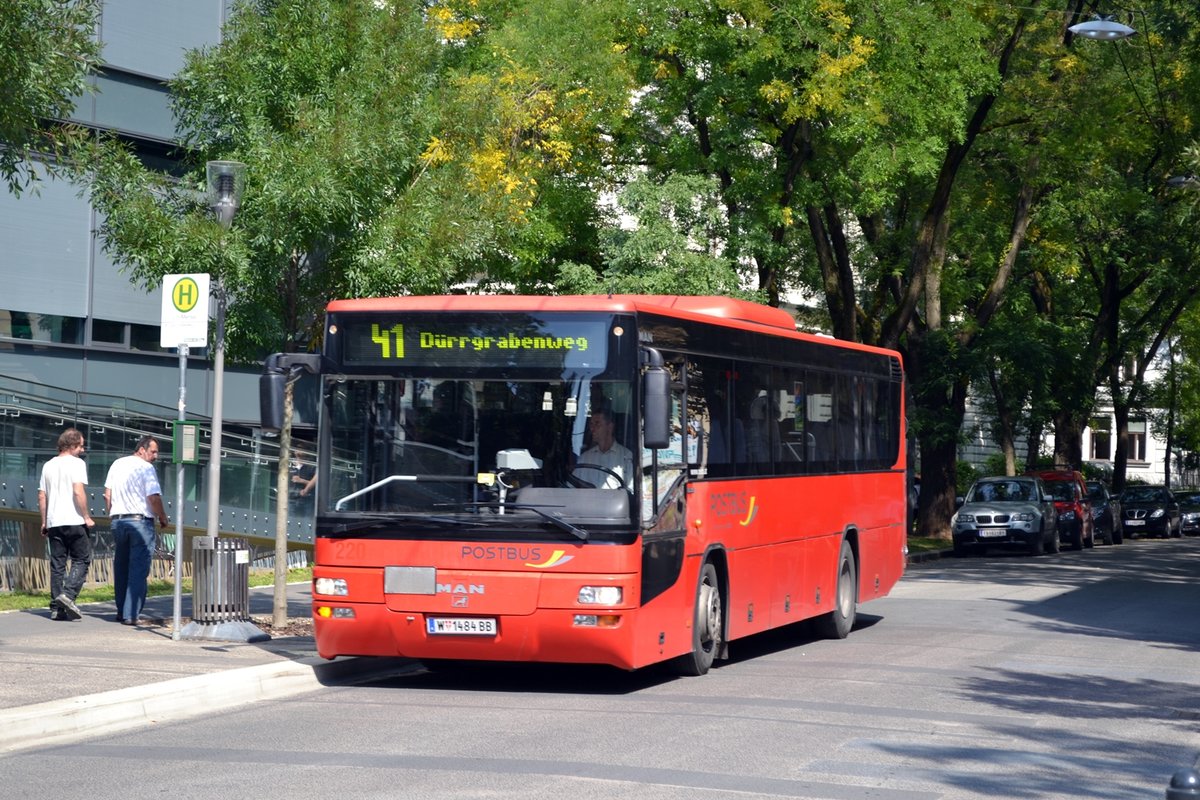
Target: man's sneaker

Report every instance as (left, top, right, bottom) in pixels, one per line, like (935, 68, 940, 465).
(55, 594, 82, 620)
(49, 610, 66, 621)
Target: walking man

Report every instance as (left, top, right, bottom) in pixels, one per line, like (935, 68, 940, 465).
(38, 428, 95, 621)
(104, 435, 169, 625)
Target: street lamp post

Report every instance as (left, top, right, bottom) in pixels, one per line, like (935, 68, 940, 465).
(203, 160, 246, 543)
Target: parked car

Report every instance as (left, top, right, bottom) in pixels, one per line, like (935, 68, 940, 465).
(1119, 485, 1181, 538)
(1086, 480, 1122, 545)
(953, 476, 1059, 557)
(1028, 469, 1094, 550)
(1174, 490, 1200, 536)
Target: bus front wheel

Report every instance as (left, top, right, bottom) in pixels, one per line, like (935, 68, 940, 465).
(814, 539, 857, 640)
(674, 562, 723, 676)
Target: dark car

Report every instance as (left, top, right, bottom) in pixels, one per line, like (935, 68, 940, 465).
(1119, 485, 1181, 538)
(1086, 480, 1122, 545)
(1028, 470, 1094, 550)
(953, 476, 1059, 557)
(1175, 490, 1200, 536)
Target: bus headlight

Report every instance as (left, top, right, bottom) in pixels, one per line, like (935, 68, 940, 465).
(314, 577, 348, 596)
(577, 586, 622, 605)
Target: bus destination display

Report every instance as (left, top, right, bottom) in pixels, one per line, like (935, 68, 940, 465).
(336, 315, 610, 370)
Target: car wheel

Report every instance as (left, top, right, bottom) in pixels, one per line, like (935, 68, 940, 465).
(1101, 521, 1113, 546)
(1071, 523, 1085, 551)
(1113, 523, 1123, 545)
(1046, 524, 1060, 554)
(1029, 530, 1045, 556)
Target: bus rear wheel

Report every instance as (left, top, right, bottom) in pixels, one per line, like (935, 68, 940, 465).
(674, 562, 722, 676)
(814, 539, 857, 640)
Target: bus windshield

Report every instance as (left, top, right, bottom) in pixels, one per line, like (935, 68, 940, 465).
(323, 375, 638, 525)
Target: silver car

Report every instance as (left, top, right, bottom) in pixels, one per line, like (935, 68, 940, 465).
(952, 476, 1060, 556)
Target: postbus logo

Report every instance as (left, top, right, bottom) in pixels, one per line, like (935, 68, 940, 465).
(526, 549, 574, 569)
(710, 491, 758, 527)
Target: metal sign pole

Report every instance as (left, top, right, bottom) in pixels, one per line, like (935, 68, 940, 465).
(172, 343, 188, 641)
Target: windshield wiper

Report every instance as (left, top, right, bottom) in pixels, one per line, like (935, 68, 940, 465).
(463, 502, 589, 540)
(328, 513, 485, 536)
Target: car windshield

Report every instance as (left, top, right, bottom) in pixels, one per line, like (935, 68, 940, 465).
(1175, 491, 1200, 505)
(1123, 486, 1170, 503)
(1086, 483, 1108, 502)
(1044, 481, 1078, 502)
(967, 480, 1034, 503)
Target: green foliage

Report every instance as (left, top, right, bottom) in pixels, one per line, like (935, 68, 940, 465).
(983, 452, 1023, 477)
(956, 461, 980, 495)
(0, 0, 101, 194)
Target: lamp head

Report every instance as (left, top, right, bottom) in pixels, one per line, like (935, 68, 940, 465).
(1068, 15, 1136, 40)
(206, 160, 247, 228)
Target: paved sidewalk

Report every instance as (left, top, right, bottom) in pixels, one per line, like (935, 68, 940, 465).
(0, 583, 415, 754)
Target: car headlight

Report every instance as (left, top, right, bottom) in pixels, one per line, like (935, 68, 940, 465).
(1151, 509, 1165, 519)
(1060, 510, 1076, 520)
(956, 513, 974, 524)
(1185, 513, 1200, 522)
(1013, 512, 1035, 521)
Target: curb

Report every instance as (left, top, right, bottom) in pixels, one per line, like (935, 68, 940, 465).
(907, 548, 955, 564)
(0, 655, 418, 755)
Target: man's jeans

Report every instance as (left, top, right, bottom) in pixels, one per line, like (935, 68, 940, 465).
(48, 525, 92, 611)
(113, 517, 155, 622)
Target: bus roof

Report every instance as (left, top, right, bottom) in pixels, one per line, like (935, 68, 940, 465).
(324, 295, 901, 360)
(327, 294, 797, 329)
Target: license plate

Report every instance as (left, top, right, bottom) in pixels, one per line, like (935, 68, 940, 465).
(978, 528, 1007, 538)
(1125, 519, 1145, 526)
(426, 617, 497, 636)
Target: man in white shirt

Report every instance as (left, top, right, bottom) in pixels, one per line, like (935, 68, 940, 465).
(38, 428, 95, 621)
(574, 407, 634, 490)
(104, 435, 169, 625)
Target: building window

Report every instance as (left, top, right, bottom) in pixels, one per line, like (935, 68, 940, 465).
(91, 319, 126, 345)
(130, 323, 165, 352)
(1089, 416, 1112, 460)
(0, 310, 84, 344)
(1129, 418, 1147, 462)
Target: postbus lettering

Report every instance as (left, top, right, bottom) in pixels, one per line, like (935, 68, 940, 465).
(710, 491, 750, 518)
(461, 545, 543, 562)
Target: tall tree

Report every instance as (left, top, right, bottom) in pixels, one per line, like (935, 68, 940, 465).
(0, 0, 100, 194)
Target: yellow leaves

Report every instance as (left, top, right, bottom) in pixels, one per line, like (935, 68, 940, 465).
(426, 1, 480, 42)
(436, 62, 593, 222)
(773, 32, 876, 120)
(420, 136, 452, 166)
(817, 0, 852, 34)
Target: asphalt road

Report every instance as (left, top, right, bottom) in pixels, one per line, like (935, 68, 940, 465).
(4, 538, 1198, 799)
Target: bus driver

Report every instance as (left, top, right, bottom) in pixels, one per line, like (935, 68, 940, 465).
(574, 406, 634, 490)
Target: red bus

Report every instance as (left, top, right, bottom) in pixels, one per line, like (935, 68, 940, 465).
(262, 295, 907, 674)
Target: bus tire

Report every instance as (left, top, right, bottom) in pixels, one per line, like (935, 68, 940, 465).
(674, 562, 722, 676)
(814, 539, 857, 640)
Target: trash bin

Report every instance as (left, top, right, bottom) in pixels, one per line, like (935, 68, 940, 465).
(191, 536, 251, 623)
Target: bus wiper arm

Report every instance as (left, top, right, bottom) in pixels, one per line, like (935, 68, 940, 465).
(470, 502, 588, 541)
(335, 473, 477, 511)
(330, 514, 485, 535)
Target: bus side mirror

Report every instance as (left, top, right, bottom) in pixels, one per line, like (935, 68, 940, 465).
(259, 352, 324, 433)
(642, 349, 670, 450)
(260, 369, 287, 432)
